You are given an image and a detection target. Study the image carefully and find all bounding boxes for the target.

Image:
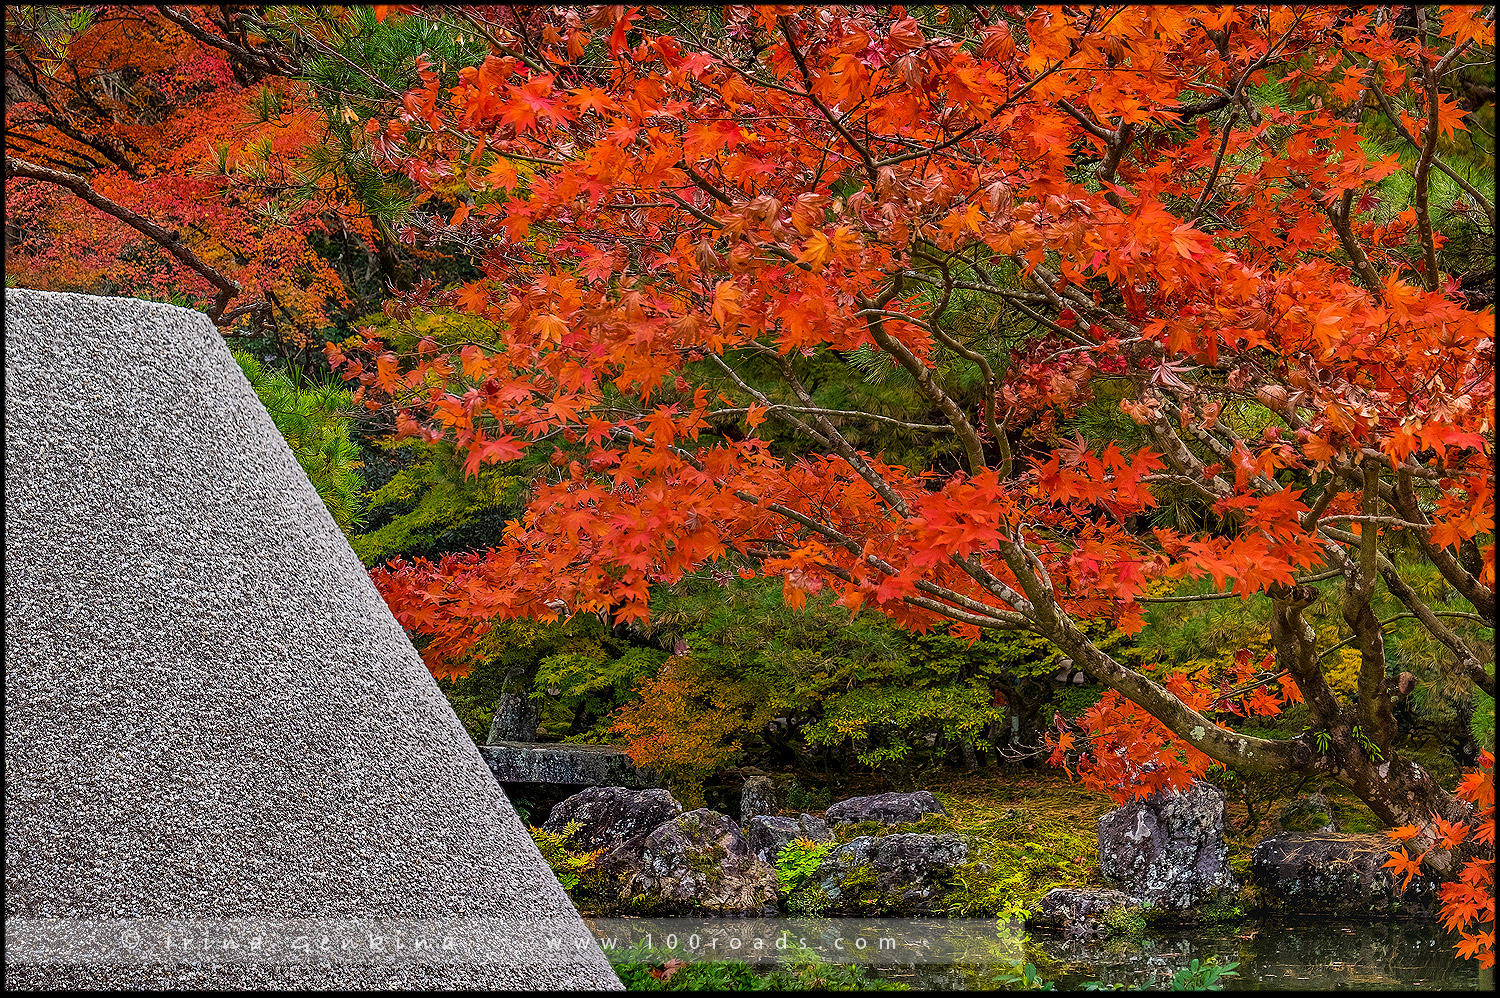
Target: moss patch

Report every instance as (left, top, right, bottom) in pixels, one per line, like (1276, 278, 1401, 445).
(1102, 904, 1147, 938)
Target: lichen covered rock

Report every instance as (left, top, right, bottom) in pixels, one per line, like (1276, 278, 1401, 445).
(740, 775, 778, 822)
(746, 813, 833, 863)
(1036, 887, 1138, 937)
(598, 809, 778, 915)
(1096, 781, 1237, 909)
(816, 833, 969, 914)
(824, 791, 948, 826)
(542, 786, 683, 853)
(1249, 831, 1441, 917)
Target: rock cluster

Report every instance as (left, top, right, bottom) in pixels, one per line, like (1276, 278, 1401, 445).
(552, 786, 971, 915)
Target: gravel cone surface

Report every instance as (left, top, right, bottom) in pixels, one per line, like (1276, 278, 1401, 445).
(4, 289, 621, 989)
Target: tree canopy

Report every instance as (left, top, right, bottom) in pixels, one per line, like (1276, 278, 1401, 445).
(6, 2, 1494, 966)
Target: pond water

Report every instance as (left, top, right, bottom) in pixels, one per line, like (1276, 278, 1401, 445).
(589, 915, 1485, 990)
(867, 918, 1485, 991)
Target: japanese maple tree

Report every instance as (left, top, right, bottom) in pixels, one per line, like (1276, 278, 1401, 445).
(332, 4, 1492, 833)
(4, 5, 404, 336)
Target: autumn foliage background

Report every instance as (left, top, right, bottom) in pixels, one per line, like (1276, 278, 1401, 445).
(5, 3, 1494, 968)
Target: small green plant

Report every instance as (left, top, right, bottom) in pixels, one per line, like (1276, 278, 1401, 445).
(1169, 957, 1239, 991)
(528, 821, 604, 893)
(994, 962, 1055, 990)
(775, 837, 834, 896)
(1314, 729, 1332, 753)
(1350, 725, 1384, 761)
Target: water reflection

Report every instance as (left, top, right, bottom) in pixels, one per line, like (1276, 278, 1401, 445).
(868, 919, 1482, 991)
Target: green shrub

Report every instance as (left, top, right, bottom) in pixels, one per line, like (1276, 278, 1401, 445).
(775, 837, 834, 896)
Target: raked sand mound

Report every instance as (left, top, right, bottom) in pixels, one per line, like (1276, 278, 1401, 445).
(3, 289, 620, 989)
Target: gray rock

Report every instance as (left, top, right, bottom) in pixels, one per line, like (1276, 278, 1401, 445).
(824, 791, 948, 826)
(1097, 781, 1237, 909)
(1037, 888, 1137, 936)
(487, 691, 539, 743)
(816, 833, 969, 914)
(740, 775, 777, 822)
(482, 742, 657, 789)
(598, 809, 778, 915)
(543, 786, 683, 853)
(1249, 832, 1441, 917)
(3, 290, 620, 989)
(746, 813, 834, 863)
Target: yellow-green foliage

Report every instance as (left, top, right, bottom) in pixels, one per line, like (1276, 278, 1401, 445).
(775, 837, 835, 896)
(527, 821, 604, 893)
(806, 686, 1002, 767)
(351, 436, 523, 567)
(1323, 648, 1363, 704)
(233, 350, 365, 532)
(349, 305, 503, 353)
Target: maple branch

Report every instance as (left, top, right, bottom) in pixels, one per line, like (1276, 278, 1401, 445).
(1300, 477, 1341, 531)
(1377, 561, 1495, 700)
(678, 162, 739, 208)
(1389, 465, 1496, 624)
(1095, 122, 1135, 207)
(1136, 570, 1342, 603)
(1317, 513, 1438, 531)
(1209, 670, 1291, 709)
(6, 48, 143, 178)
(1411, 8, 1443, 291)
(859, 295, 989, 474)
(778, 17, 880, 181)
(759, 345, 918, 515)
(1319, 611, 1489, 659)
(1353, 50, 1495, 226)
(1342, 457, 1396, 744)
(1322, 191, 1386, 297)
(1187, 109, 1238, 223)
(4, 155, 247, 324)
(705, 353, 831, 449)
(713, 406, 952, 433)
(155, 5, 292, 78)
(925, 255, 1011, 474)
(1042, 604, 1309, 775)
(1269, 581, 1344, 724)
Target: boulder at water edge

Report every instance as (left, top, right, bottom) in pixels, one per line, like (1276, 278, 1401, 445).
(1096, 781, 1237, 909)
(1249, 831, 1441, 917)
(1036, 888, 1139, 937)
(816, 833, 969, 914)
